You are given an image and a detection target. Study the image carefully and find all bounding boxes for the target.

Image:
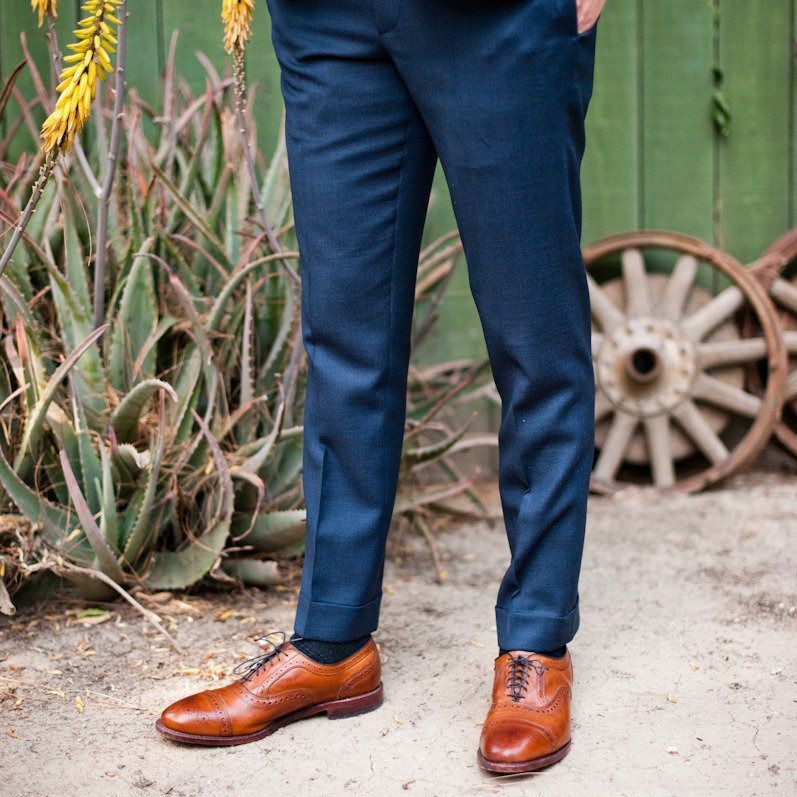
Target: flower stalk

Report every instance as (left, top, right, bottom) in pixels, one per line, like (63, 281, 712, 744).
(222, 1, 300, 288)
(0, 151, 57, 279)
(93, 0, 129, 328)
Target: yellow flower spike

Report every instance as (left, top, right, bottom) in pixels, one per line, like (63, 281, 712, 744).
(40, 0, 124, 154)
(222, 0, 255, 54)
(31, 0, 58, 27)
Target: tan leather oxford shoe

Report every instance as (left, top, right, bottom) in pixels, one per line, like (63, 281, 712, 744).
(156, 635, 383, 746)
(478, 649, 573, 773)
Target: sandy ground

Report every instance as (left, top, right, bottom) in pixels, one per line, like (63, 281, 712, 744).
(1, 466, 795, 797)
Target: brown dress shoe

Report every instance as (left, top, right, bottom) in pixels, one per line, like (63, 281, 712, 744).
(478, 649, 573, 773)
(156, 635, 383, 746)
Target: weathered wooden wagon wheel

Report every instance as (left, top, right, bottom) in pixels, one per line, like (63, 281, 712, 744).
(584, 231, 786, 493)
(749, 229, 797, 456)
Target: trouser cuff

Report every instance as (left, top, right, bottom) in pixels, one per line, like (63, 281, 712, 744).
(294, 592, 382, 642)
(495, 600, 580, 652)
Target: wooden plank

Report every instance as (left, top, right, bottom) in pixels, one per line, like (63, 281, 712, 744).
(719, 0, 791, 263)
(581, 0, 640, 245)
(640, 0, 715, 242)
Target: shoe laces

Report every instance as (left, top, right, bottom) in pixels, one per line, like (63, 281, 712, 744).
(501, 655, 547, 702)
(232, 630, 303, 683)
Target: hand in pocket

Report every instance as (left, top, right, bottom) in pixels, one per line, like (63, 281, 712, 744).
(576, 0, 607, 34)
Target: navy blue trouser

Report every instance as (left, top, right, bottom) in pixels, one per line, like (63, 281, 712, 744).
(266, 0, 598, 652)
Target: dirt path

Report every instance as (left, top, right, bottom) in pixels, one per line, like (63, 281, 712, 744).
(1, 473, 795, 797)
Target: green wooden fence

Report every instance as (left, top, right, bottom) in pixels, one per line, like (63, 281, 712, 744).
(1, 0, 794, 363)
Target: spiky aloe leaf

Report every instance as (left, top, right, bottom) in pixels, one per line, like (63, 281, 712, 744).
(268, 539, 305, 559)
(13, 325, 108, 474)
(76, 429, 103, 516)
(257, 274, 296, 387)
(8, 320, 46, 420)
(51, 202, 105, 425)
(108, 249, 158, 392)
(111, 443, 150, 482)
(151, 162, 228, 260)
(58, 449, 126, 582)
(220, 558, 282, 587)
(98, 441, 121, 554)
(171, 349, 203, 441)
(231, 509, 306, 553)
(118, 491, 143, 548)
(120, 399, 167, 567)
(236, 280, 256, 443)
(0, 275, 34, 329)
(240, 394, 287, 475)
(145, 411, 233, 590)
(0, 436, 74, 547)
(259, 435, 303, 497)
(236, 425, 303, 458)
(108, 380, 178, 444)
(260, 120, 292, 228)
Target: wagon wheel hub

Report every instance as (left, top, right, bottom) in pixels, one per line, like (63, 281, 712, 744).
(596, 317, 696, 417)
(584, 232, 785, 493)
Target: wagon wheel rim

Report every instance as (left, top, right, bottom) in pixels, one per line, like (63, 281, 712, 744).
(584, 230, 787, 494)
(750, 229, 797, 456)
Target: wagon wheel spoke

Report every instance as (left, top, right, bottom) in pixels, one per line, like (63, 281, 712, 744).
(783, 331, 797, 355)
(786, 371, 797, 402)
(691, 373, 762, 418)
(588, 274, 625, 332)
(595, 391, 613, 422)
(593, 410, 637, 482)
(643, 414, 675, 488)
(695, 337, 768, 369)
(671, 400, 730, 465)
(770, 276, 797, 314)
(621, 248, 650, 318)
(595, 393, 613, 423)
(660, 254, 698, 321)
(681, 286, 744, 342)
(591, 332, 604, 357)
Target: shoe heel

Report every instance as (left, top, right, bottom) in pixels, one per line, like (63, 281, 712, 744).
(326, 683, 384, 719)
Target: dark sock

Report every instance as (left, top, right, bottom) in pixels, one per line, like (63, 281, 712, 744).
(499, 645, 567, 659)
(290, 633, 372, 665)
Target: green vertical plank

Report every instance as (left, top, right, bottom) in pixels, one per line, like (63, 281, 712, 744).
(581, 0, 640, 245)
(641, 0, 715, 241)
(159, 0, 283, 155)
(792, 0, 797, 229)
(124, 0, 166, 110)
(719, 0, 791, 263)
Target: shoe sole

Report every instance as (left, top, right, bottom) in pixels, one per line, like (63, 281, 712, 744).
(477, 740, 572, 774)
(155, 682, 384, 747)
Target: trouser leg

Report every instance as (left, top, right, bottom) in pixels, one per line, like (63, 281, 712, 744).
(384, 0, 598, 651)
(266, 0, 437, 641)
